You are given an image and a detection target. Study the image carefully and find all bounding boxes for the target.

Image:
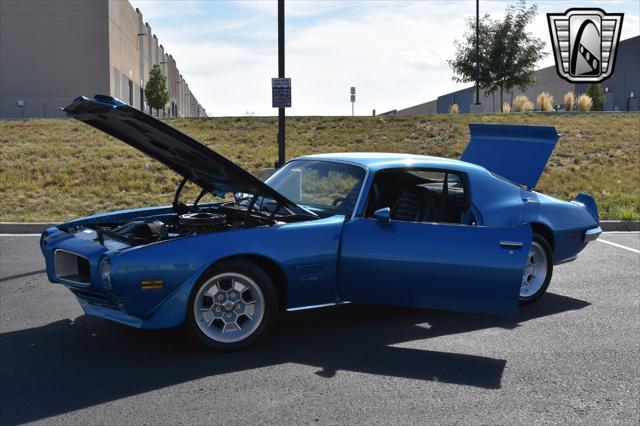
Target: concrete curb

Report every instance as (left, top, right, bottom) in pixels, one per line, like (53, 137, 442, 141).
(600, 221, 640, 232)
(0, 222, 58, 234)
(1, 220, 638, 234)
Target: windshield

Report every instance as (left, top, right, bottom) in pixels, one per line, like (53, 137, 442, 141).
(266, 159, 366, 218)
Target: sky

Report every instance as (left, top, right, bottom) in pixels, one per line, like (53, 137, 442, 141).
(129, 0, 640, 116)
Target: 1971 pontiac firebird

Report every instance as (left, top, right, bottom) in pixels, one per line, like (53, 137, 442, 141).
(40, 95, 601, 350)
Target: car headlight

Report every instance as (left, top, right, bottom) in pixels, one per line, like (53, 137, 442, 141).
(100, 256, 111, 289)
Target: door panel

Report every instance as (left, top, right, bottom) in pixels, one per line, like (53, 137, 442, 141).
(338, 218, 531, 315)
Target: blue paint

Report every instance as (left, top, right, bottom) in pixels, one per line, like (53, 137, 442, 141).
(41, 103, 601, 331)
(462, 124, 559, 189)
(339, 220, 531, 316)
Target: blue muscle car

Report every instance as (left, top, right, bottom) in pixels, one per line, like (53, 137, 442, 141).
(40, 95, 602, 350)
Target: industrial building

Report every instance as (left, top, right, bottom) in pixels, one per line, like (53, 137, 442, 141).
(0, 0, 205, 119)
(385, 35, 639, 115)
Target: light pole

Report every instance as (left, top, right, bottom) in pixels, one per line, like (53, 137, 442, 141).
(474, 0, 481, 106)
(277, 0, 285, 167)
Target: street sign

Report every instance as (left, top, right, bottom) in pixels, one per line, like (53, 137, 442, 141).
(272, 78, 291, 108)
(350, 86, 356, 95)
(350, 94, 356, 102)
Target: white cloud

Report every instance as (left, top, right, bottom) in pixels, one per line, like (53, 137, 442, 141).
(132, 0, 640, 116)
(232, 0, 353, 18)
(130, 0, 202, 20)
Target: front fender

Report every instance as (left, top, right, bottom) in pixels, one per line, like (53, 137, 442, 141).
(110, 216, 345, 327)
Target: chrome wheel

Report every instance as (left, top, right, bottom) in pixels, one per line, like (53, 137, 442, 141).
(521, 241, 549, 298)
(193, 272, 265, 344)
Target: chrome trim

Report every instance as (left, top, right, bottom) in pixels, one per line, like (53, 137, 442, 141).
(584, 226, 602, 242)
(54, 249, 91, 287)
(500, 241, 524, 248)
(350, 166, 370, 220)
(286, 301, 351, 312)
(554, 255, 577, 266)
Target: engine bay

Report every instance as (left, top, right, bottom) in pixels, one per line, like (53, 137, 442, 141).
(68, 202, 296, 249)
(63, 176, 319, 248)
(102, 210, 233, 245)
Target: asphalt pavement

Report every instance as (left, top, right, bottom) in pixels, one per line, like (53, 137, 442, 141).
(1, 233, 638, 425)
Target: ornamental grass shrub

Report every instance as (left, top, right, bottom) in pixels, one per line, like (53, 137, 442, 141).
(537, 91, 554, 112)
(577, 94, 593, 112)
(564, 91, 575, 111)
(513, 95, 534, 112)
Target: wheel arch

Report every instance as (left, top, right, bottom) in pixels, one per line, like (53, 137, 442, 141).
(530, 222, 555, 252)
(205, 254, 289, 311)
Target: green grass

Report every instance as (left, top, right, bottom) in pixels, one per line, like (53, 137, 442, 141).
(1, 113, 638, 222)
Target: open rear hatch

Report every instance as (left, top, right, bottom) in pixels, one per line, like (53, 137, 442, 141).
(63, 95, 304, 213)
(461, 124, 559, 189)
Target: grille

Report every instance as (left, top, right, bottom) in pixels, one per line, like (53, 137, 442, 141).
(70, 288, 121, 310)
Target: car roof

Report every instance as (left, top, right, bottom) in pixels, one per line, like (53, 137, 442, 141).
(294, 152, 488, 174)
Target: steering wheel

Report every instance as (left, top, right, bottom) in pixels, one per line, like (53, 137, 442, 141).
(332, 197, 346, 207)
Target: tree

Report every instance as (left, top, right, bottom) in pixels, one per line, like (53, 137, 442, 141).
(145, 64, 168, 115)
(448, 14, 494, 93)
(586, 84, 605, 111)
(449, 0, 546, 111)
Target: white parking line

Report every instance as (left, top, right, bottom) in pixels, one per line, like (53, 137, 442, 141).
(0, 234, 41, 237)
(597, 239, 640, 254)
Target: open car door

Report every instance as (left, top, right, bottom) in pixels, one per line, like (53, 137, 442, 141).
(338, 219, 531, 316)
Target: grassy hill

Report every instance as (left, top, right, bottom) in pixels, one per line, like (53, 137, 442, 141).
(1, 113, 638, 222)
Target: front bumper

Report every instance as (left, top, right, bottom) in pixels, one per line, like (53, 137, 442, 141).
(584, 226, 602, 242)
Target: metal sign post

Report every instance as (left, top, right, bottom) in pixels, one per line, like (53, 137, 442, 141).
(350, 86, 356, 116)
(275, 0, 286, 168)
(475, 0, 480, 106)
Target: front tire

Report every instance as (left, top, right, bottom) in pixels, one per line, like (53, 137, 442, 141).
(519, 234, 553, 304)
(187, 260, 277, 350)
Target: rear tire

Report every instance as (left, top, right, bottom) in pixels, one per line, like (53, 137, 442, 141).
(519, 233, 553, 305)
(187, 260, 277, 350)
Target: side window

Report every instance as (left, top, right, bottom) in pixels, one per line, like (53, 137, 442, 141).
(365, 169, 471, 224)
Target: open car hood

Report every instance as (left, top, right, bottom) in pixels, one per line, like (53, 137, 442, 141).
(461, 124, 559, 189)
(64, 95, 304, 212)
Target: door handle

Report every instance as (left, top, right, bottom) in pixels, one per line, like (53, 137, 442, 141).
(500, 241, 524, 248)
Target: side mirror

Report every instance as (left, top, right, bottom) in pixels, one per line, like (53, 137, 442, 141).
(373, 207, 391, 224)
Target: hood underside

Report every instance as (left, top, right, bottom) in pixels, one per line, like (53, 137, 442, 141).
(64, 95, 300, 210)
(461, 124, 559, 189)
